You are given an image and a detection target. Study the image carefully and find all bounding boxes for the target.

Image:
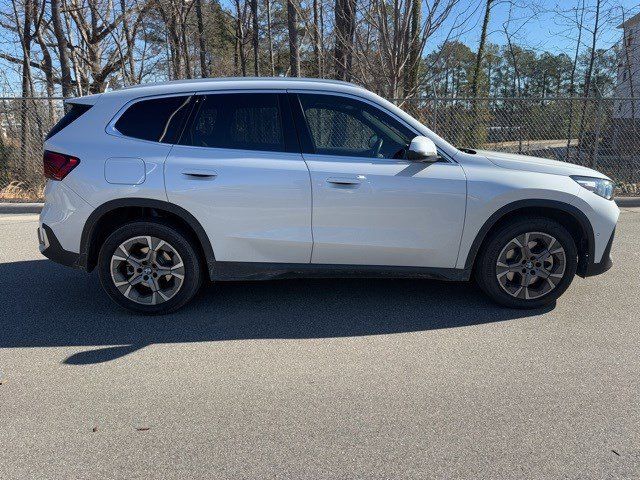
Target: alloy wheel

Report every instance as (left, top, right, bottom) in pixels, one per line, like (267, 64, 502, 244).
(110, 235, 185, 305)
(495, 231, 566, 300)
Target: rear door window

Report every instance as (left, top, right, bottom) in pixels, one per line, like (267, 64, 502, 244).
(114, 96, 192, 143)
(180, 93, 291, 152)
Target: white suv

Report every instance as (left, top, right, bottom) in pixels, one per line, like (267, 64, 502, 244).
(39, 78, 619, 313)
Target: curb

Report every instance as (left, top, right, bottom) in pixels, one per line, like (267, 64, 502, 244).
(1, 197, 639, 214)
(615, 197, 640, 208)
(0, 202, 44, 214)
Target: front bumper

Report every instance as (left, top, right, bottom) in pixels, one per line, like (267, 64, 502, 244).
(38, 224, 81, 268)
(581, 227, 615, 277)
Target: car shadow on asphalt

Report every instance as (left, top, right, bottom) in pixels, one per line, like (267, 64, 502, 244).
(0, 260, 552, 365)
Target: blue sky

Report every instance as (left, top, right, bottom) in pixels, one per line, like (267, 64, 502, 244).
(427, 0, 640, 55)
(1, 0, 638, 95)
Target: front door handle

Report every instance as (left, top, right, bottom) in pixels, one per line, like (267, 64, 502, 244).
(182, 169, 217, 179)
(326, 177, 361, 186)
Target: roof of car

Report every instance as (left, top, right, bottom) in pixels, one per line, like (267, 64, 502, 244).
(68, 77, 367, 106)
(108, 77, 367, 99)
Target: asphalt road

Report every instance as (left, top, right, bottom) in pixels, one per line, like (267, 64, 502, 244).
(1, 211, 639, 479)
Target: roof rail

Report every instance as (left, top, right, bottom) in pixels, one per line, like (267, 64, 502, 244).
(120, 77, 363, 91)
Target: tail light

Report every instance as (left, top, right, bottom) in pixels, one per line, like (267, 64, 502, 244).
(43, 150, 80, 180)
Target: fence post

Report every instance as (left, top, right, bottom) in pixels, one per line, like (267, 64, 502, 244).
(592, 96, 603, 169)
(518, 98, 523, 154)
(432, 97, 438, 135)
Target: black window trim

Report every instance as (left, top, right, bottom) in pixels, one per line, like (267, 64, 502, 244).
(105, 92, 196, 144)
(287, 90, 455, 164)
(104, 88, 454, 163)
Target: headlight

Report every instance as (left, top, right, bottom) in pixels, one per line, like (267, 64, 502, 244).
(571, 176, 615, 200)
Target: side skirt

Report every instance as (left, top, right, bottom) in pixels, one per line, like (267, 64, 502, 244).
(211, 262, 471, 282)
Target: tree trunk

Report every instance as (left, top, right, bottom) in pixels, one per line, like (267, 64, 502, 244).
(181, 11, 192, 79)
(17, 0, 33, 176)
(469, 0, 492, 145)
(334, 0, 355, 80)
(287, 0, 300, 77)
(251, 0, 259, 76)
(120, 0, 136, 83)
(51, 0, 72, 97)
(565, 0, 585, 160)
(320, 0, 325, 74)
(577, 0, 601, 163)
(195, 0, 209, 77)
(34, 10, 55, 124)
(235, 0, 248, 76)
(313, 0, 322, 76)
(265, 0, 275, 75)
(406, 0, 421, 98)
(470, 0, 491, 99)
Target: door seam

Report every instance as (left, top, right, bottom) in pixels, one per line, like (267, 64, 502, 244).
(301, 154, 315, 264)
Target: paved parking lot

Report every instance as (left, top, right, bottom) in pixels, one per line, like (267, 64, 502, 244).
(1, 210, 639, 479)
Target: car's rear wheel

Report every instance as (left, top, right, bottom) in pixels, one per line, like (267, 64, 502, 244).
(475, 217, 578, 308)
(98, 221, 203, 314)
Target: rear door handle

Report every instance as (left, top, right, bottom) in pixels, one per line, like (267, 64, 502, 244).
(326, 177, 361, 186)
(182, 169, 217, 179)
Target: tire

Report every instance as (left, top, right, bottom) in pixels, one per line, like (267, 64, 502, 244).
(474, 216, 578, 309)
(97, 220, 203, 314)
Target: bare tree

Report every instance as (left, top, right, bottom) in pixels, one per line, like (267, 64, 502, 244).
(7, 0, 35, 169)
(233, 0, 249, 75)
(157, 0, 196, 79)
(363, 0, 460, 98)
(470, 0, 493, 99)
(51, 0, 72, 96)
(563, 0, 586, 160)
(404, 0, 421, 97)
(577, 0, 602, 163)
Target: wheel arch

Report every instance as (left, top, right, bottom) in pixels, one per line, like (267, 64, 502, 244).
(464, 199, 595, 277)
(79, 198, 216, 277)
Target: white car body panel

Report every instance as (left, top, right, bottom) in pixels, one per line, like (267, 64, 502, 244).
(572, 187, 620, 261)
(39, 78, 619, 284)
(305, 154, 466, 267)
(44, 94, 171, 209)
(39, 181, 93, 253)
(165, 146, 312, 263)
(476, 149, 610, 178)
(454, 151, 618, 266)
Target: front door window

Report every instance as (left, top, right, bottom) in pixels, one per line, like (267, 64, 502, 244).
(298, 93, 414, 159)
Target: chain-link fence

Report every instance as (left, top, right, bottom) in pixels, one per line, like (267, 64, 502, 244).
(2, 96, 640, 201)
(399, 97, 640, 196)
(0, 97, 64, 200)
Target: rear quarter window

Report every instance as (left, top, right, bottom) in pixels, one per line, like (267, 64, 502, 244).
(46, 103, 92, 140)
(114, 96, 192, 143)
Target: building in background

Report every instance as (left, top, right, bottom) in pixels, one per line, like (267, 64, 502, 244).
(613, 12, 640, 153)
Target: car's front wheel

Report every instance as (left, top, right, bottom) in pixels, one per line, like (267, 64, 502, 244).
(475, 217, 578, 308)
(97, 221, 203, 314)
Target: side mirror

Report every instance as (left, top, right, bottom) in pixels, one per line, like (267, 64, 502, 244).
(407, 136, 439, 162)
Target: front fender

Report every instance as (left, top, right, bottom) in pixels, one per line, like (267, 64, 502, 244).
(456, 166, 593, 272)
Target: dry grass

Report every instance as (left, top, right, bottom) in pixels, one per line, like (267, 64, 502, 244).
(0, 181, 44, 202)
(617, 182, 640, 196)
